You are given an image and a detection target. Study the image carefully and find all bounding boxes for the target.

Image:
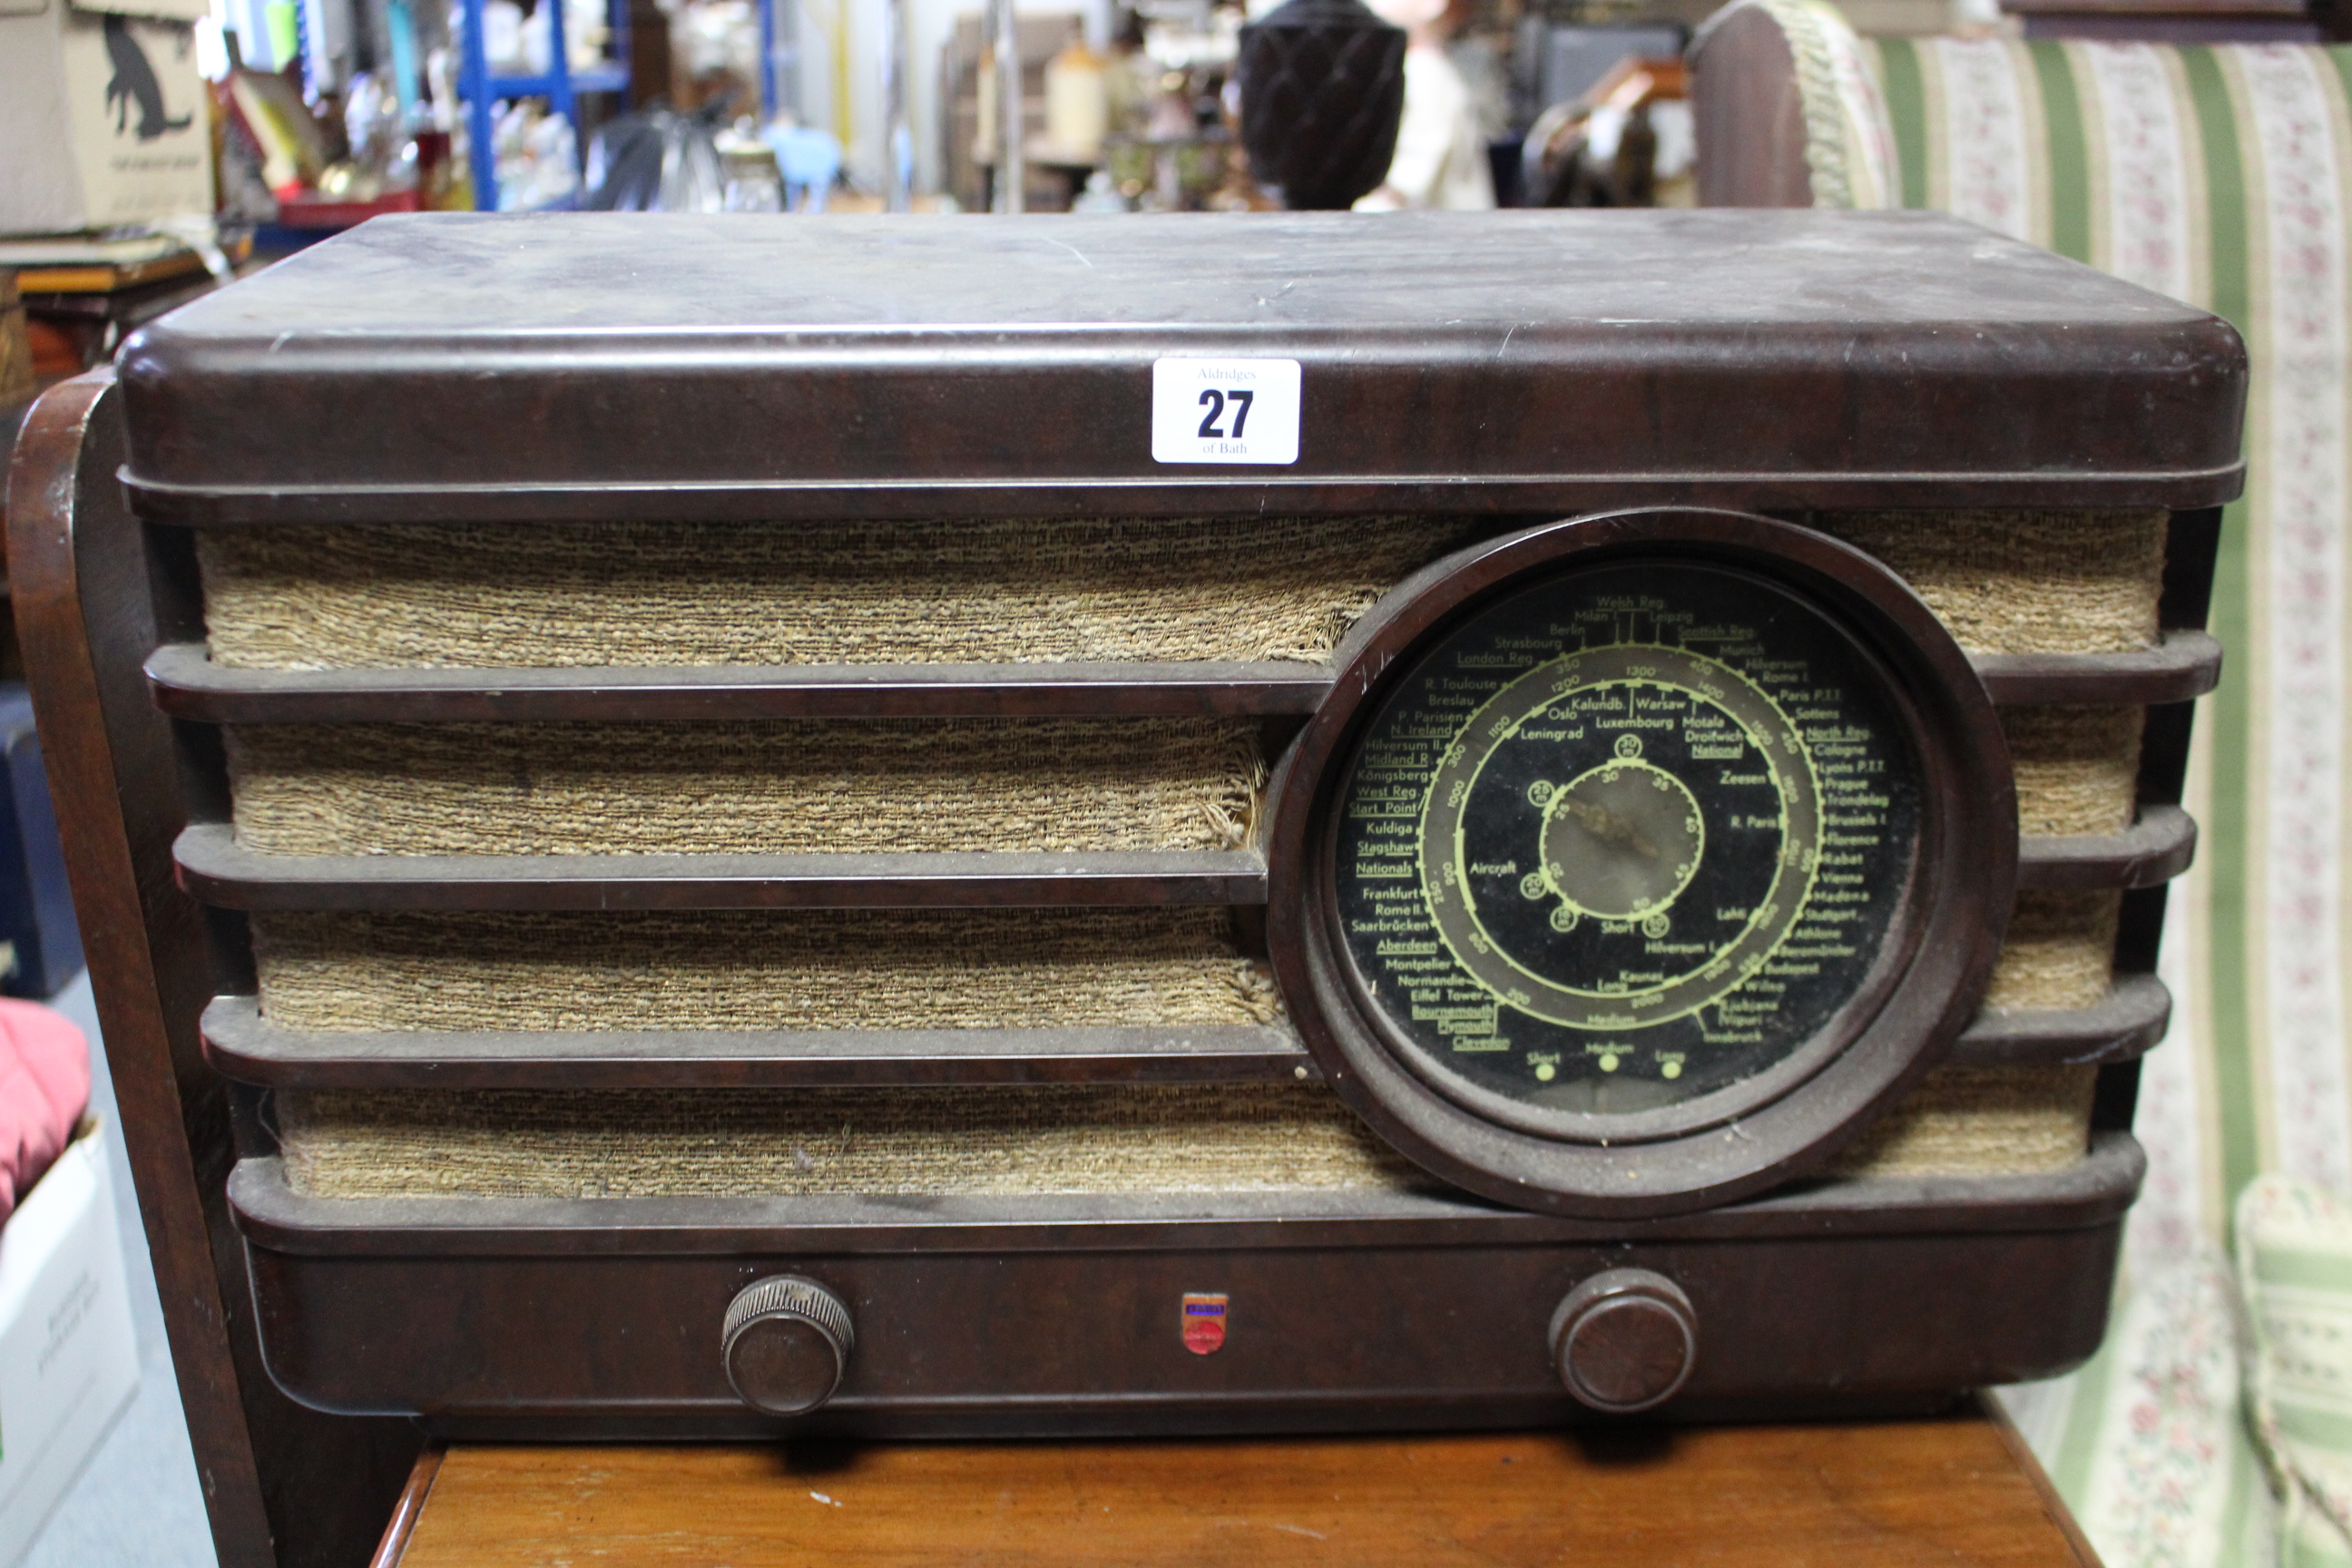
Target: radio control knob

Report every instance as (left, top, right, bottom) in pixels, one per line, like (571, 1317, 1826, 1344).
(1549, 1268, 1696, 1413)
(723, 1275, 855, 1416)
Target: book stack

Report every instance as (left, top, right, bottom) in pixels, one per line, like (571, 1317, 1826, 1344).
(0, 230, 213, 296)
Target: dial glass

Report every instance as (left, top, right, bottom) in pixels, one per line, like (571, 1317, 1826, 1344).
(1331, 562, 1924, 1119)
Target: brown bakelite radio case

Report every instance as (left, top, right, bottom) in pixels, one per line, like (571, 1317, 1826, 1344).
(15, 211, 2243, 1455)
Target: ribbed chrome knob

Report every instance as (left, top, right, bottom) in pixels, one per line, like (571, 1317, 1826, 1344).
(722, 1275, 855, 1416)
(1548, 1268, 1697, 1413)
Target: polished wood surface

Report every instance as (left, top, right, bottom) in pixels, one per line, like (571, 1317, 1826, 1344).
(143, 646, 1339, 720)
(377, 1409, 2098, 1568)
(199, 997, 1318, 1089)
(117, 214, 2246, 524)
(170, 825, 1270, 911)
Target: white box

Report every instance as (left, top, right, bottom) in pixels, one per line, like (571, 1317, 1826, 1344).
(0, 1121, 140, 1567)
(0, 0, 215, 237)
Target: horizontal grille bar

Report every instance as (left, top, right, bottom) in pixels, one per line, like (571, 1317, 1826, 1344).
(1947, 974, 2169, 1068)
(2011, 806, 2195, 891)
(223, 1132, 2149, 1256)
(172, 827, 1269, 910)
(201, 979, 2163, 1089)
(149, 633, 2220, 722)
(1970, 630, 2220, 705)
(171, 816, 2188, 911)
(147, 649, 1337, 721)
(200, 997, 1313, 1089)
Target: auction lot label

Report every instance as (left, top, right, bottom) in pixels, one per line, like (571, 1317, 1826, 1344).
(1151, 357, 1301, 466)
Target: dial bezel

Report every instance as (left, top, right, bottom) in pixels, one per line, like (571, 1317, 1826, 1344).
(1264, 509, 2016, 1218)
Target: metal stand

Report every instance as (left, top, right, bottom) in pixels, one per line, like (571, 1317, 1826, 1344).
(990, 0, 1024, 212)
(882, 0, 911, 211)
(456, 0, 634, 211)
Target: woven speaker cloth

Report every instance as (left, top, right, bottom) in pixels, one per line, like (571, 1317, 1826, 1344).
(1829, 1064, 2098, 1177)
(275, 1068, 2096, 1200)
(196, 511, 2160, 670)
(252, 908, 1282, 1034)
(249, 893, 2112, 1035)
(1985, 891, 2119, 1012)
(277, 1084, 1422, 1198)
(1812, 510, 2166, 653)
(222, 706, 2138, 858)
(2002, 705, 2144, 836)
(251, 905, 2110, 1181)
(196, 514, 1483, 670)
(225, 718, 1264, 857)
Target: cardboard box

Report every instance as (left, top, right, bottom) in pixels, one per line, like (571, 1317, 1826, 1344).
(0, 1121, 139, 1566)
(0, 0, 215, 237)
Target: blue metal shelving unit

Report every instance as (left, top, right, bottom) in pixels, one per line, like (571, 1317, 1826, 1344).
(456, 0, 632, 210)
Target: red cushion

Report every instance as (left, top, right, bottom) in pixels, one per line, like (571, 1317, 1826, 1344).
(0, 999, 90, 1220)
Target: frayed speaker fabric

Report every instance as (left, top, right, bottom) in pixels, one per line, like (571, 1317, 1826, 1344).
(1828, 1064, 2099, 1177)
(1813, 510, 2166, 653)
(199, 511, 2164, 670)
(275, 1084, 1420, 1199)
(224, 718, 1264, 857)
(222, 508, 2160, 1197)
(220, 705, 2143, 859)
(252, 908, 1282, 1034)
(272, 1065, 2098, 1198)
(197, 515, 1483, 670)
(1985, 891, 2121, 1011)
(2002, 705, 2144, 836)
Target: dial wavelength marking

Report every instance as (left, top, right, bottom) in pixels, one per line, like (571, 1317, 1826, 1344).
(1418, 648, 1822, 1033)
(1333, 564, 1919, 1113)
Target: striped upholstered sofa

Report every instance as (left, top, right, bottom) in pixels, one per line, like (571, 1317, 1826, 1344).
(1690, 10, 2352, 1562)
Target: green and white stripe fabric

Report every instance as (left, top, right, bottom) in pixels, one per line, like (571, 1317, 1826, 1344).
(2239, 1174, 2352, 1567)
(1722, 17, 2352, 1564)
(1857, 32, 2352, 1287)
(1856, 30, 2352, 1295)
(2003, 1250, 2277, 1567)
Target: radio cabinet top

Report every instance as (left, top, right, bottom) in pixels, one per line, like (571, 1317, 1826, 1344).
(112, 209, 2245, 523)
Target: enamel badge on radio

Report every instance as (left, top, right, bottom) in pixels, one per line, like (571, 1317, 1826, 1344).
(15, 211, 2242, 1472)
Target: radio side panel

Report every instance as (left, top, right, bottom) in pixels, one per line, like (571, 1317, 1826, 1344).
(5, 376, 420, 1568)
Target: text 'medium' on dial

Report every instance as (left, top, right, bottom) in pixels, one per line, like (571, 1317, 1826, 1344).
(1268, 511, 2015, 1217)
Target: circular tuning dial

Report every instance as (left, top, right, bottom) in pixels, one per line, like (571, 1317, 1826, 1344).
(1266, 508, 2016, 1216)
(1549, 1269, 1697, 1412)
(722, 1275, 855, 1416)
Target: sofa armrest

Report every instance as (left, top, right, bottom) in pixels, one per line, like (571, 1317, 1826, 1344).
(1693, 2, 1819, 205)
(1692, 0, 1900, 207)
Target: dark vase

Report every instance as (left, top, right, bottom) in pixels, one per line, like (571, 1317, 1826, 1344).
(1235, 0, 1407, 211)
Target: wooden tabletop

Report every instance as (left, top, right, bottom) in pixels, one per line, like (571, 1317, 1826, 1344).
(372, 1401, 2099, 1568)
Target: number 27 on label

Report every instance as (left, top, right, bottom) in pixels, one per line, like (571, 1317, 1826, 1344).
(1152, 357, 1301, 466)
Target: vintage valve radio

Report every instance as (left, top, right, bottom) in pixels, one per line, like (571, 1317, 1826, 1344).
(13, 211, 2240, 1459)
